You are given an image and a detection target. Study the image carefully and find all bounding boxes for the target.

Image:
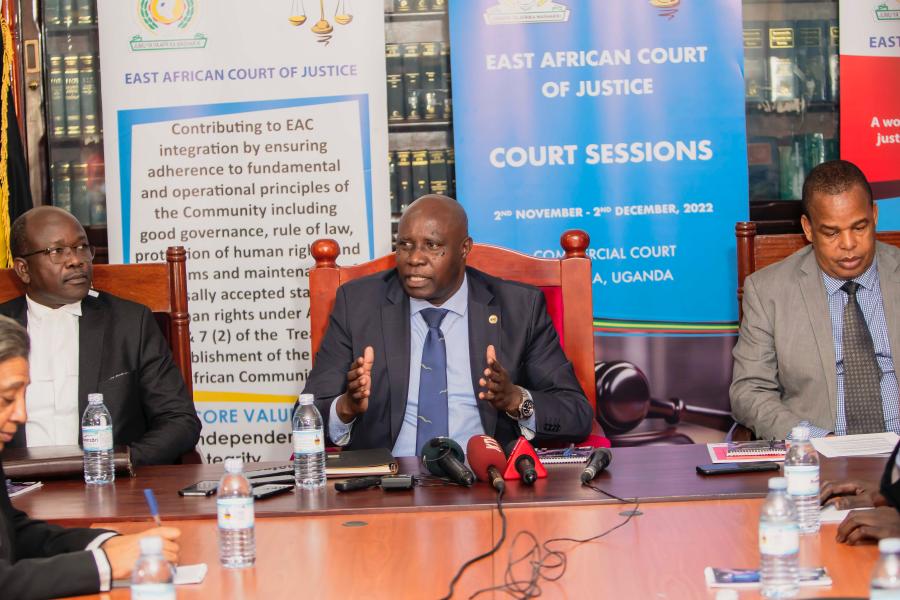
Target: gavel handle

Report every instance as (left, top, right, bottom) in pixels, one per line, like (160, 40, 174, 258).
(649, 398, 734, 429)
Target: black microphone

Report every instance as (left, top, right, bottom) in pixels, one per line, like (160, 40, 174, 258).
(467, 435, 506, 493)
(504, 440, 538, 485)
(421, 437, 475, 486)
(581, 447, 612, 484)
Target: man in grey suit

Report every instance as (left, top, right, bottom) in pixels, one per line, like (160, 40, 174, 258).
(731, 160, 900, 440)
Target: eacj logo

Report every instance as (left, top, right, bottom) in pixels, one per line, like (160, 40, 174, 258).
(138, 0, 196, 31)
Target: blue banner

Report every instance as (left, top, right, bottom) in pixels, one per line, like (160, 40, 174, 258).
(449, 0, 748, 335)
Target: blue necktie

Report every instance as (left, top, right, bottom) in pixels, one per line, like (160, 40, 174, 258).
(416, 308, 450, 455)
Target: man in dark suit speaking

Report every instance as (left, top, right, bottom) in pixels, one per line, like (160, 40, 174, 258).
(0, 206, 200, 466)
(303, 195, 594, 456)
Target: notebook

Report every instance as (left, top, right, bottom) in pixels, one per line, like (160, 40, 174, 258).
(535, 446, 594, 464)
(326, 448, 398, 478)
(707, 443, 785, 464)
(725, 441, 787, 457)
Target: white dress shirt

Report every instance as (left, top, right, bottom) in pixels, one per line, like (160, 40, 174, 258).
(24, 295, 81, 446)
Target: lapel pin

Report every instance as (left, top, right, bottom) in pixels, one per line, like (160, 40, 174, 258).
(488, 315, 498, 325)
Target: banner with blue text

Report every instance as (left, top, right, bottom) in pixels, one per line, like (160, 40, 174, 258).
(449, 0, 748, 336)
(97, 1, 390, 462)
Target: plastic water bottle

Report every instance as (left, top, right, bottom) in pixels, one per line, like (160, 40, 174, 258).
(81, 393, 114, 485)
(759, 477, 799, 598)
(217, 458, 256, 568)
(293, 394, 326, 490)
(784, 425, 820, 533)
(130, 536, 175, 600)
(871, 538, 900, 598)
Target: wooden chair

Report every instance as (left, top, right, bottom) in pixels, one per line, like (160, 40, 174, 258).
(309, 230, 599, 421)
(730, 222, 900, 441)
(0, 246, 200, 463)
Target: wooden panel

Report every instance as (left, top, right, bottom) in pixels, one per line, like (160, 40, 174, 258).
(14, 445, 888, 526)
(498, 500, 877, 599)
(69, 511, 495, 600)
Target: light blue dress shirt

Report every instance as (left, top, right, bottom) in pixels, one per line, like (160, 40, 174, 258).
(802, 258, 900, 437)
(329, 275, 536, 456)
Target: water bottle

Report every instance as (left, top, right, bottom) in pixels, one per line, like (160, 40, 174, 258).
(293, 394, 326, 490)
(871, 538, 900, 598)
(759, 477, 799, 598)
(217, 458, 256, 568)
(130, 536, 175, 600)
(81, 393, 114, 485)
(784, 425, 820, 533)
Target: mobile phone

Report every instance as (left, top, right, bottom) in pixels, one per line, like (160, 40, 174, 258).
(178, 480, 218, 497)
(250, 483, 294, 500)
(696, 462, 780, 476)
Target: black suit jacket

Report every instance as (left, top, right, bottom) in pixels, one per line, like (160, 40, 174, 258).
(303, 267, 594, 451)
(0, 293, 201, 466)
(0, 462, 112, 599)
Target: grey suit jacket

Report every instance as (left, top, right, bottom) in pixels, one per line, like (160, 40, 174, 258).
(730, 242, 900, 440)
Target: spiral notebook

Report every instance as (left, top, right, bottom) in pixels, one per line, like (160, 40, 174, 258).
(535, 446, 594, 464)
(725, 440, 787, 457)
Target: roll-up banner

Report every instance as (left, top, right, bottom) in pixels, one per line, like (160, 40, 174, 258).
(97, 1, 390, 462)
(449, 1, 748, 423)
(840, 1, 900, 227)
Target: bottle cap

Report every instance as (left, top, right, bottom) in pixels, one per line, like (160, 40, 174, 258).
(87, 393, 104, 405)
(224, 458, 243, 474)
(880, 538, 900, 553)
(298, 393, 315, 406)
(139, 535, 163, 555)
(768, 477, 787, 490)
(790, 425, 810, 441)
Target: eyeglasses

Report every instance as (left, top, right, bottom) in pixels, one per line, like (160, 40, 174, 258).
(17, 244, 96, 264)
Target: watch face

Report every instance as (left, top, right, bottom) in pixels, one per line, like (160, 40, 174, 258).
(520, 398, 535, 418)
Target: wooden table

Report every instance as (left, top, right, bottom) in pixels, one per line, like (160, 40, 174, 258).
(11, 444, 886, 599)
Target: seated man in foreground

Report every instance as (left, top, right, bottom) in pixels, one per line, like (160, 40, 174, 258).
(303, 195, 595, 456)
(731, 160, 900, 440)
(0, 315, 180, 599)
(0, 206, 201, 465)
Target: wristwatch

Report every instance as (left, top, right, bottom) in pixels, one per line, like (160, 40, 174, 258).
(506, 387, 535, 420)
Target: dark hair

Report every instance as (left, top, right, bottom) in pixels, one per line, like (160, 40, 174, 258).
(801, 160, 874, 218)
(9, 211, 28, 258)
(0, 315, 29, 362)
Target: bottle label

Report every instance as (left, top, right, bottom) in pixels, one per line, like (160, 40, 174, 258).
(759, 522, 800, 556)
(131, 583, 176, 600)
(217, 497, 255, 530)
(82, 425, 113, 451)
(785, 465, 819, 496)
(293, 429, 324, 455)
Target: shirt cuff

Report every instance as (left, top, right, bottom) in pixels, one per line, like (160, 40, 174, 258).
(517, 388, 536, 441)
(87, 532, 118, 592)
(328, 396, 354, 446)
(791, 421, 832, 439)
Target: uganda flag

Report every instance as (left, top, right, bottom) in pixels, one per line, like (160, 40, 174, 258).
(0, 16, 32, 268)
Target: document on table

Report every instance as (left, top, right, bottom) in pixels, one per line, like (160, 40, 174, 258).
(810, 432, 899, 458)
(819, 505, 874, 524)
(113, 563, 207, 587)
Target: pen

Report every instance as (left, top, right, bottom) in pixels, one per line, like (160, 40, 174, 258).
(143, 488, 163, 528)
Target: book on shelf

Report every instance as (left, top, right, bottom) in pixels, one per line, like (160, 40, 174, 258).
(767, 21, 798, 102)
(411, 150, 430, 198)
(796, 20, 828, 103)
(743, 22, 767, 102)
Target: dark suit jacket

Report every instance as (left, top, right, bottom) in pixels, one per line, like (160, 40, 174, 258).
(0, 462, 112, 599)
(303, 267, 594, 451)
(0, 292, 201, 466)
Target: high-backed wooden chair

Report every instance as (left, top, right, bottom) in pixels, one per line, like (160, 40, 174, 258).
(0, 246, 199, 461)
(310, 230, 598, 420)
(730, 222, 900, 441)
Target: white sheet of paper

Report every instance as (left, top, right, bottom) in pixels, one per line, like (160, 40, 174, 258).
(173, 563, 208, 585)
(819, 505, 874, 523)
(810, 432, 899, 458)
(113, 563, 207, 588)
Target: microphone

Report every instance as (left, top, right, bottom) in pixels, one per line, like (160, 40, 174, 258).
(581, 447, 612, 484)
(504, 439, 538, 485)
(420, 437, 475, 487)
(467, 435, 506, 493)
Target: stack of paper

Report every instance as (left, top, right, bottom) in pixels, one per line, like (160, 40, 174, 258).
(810, 432, 899, 458)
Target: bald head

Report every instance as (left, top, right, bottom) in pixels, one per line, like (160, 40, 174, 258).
(11, 206, 84, 258)
(399, 195, 469, 238)
(395, 195, 472, 305)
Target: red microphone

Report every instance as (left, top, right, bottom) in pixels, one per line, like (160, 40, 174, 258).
(466, 435, 507, 493)
(503, 437, 547, 484)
